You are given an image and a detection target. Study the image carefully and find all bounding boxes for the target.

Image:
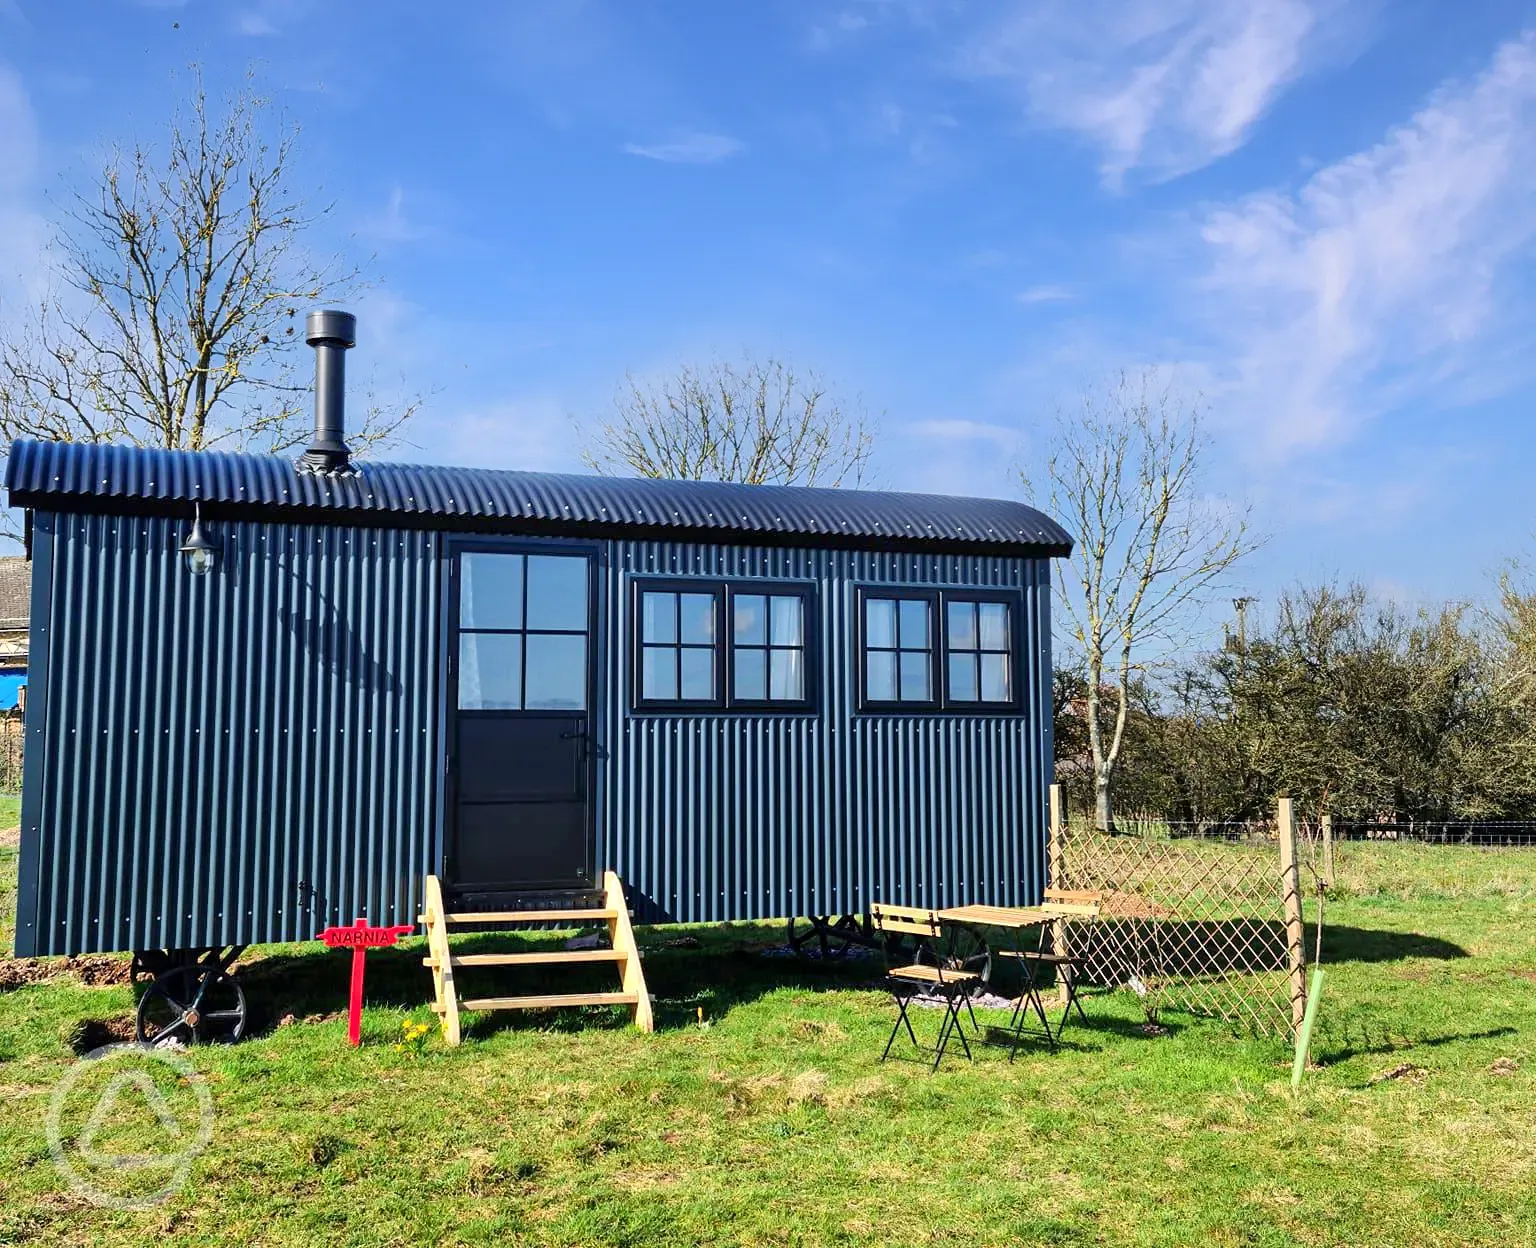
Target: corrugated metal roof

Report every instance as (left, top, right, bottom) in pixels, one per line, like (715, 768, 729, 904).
(4, 439, 1073, 557)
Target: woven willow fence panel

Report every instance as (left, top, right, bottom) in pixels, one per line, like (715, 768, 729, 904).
(1052, 807, 1307, 1037)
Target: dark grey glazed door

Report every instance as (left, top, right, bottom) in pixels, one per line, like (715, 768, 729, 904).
(448, 548, 594, 891)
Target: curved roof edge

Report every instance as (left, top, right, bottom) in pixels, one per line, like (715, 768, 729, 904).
(5, 439, 1074, 558)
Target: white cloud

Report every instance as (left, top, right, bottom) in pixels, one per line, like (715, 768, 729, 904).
(961, 0, 1343, 187)
(907, 418, 1021, 447)
(1017, 283, 1074, 304)
(623, 132, 743, 164)
(1191, 32, 1536, 459)
(358, 186, 432, 245)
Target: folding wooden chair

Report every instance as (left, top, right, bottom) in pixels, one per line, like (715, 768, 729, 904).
(869, 902, 980, 1071)
(1008, 889, 1103, 1055)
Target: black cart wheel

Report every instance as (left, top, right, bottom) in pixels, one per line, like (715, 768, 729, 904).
(786, 914, 871, 960)
(938, 924, 993, 986)
(135, 964, 248, 1047)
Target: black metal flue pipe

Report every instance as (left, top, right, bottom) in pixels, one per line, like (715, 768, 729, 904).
(300, 309, 357, 473)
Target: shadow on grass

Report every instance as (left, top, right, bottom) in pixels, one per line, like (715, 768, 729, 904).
(224, 924, 879, 1039)
(1314, 1022, 1517, 1067)
(114, 917, 1470, 1045)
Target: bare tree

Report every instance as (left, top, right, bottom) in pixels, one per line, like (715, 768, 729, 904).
(580, 356, 873, 486)
(0, 72, 412, 479)
(1029, 369, 1257, 830)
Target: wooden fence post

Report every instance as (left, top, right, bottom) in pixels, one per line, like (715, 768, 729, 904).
(1277, 797, 1307, 1034)
(1049, 784, 1068, 1005)
(1321, 812, 1335, 887)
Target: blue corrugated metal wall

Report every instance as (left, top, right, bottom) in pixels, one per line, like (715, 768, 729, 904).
(14, 516, 1051, 955)
(14, 510, 441, 957)
(599, 543, 1052, 923)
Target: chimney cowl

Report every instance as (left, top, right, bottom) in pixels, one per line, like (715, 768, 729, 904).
(298, 308, 357, 475)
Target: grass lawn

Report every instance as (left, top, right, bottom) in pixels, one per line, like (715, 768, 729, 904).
(0, 843, 1532, 1247)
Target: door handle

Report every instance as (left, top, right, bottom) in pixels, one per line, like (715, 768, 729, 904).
(559, 729, 587, 740)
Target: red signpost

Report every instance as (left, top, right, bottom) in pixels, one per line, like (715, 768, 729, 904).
(317, 918, 416, 1046)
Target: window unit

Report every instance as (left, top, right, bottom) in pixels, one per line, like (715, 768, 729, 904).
(458, 551, 590, 711)
(857, 587, 1022, 713)
(636, 583, 723, 708)
(633, 579, 816, 712)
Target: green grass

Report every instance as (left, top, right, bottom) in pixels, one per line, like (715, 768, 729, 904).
(0, 846, 1532, 1246)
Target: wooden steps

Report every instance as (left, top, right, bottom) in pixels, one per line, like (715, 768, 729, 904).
(424, 950, 624, 969)
(429, 908, 620, 925)
(420, 872, 653, 1046)
(449, 992, 639, 1012)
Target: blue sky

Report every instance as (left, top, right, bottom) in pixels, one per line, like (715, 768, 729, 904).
(2, 1, 1536, 624)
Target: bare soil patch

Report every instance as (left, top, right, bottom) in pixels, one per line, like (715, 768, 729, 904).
(0, 953, 131, 990)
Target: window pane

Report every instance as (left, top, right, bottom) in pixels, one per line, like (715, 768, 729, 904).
(980, 653, 1012, 702)
(525, 555, 587, 631)
(770, 595, 802, 646)
(770, 648, 804, 701)
(679, 593, 716, 645)
(734, 594, 766, 646)
(865, 598, 895, 649)
(458, 633, 522, 709)
(948, 653, 978, 702)
(524, 634, 587, 710)
(734, 648, 766, 701)
(642, 592, 677, 644)
(947, 600, 977, 651)
(898, 651, 930, 701)
(460, 554, 523, 630)
(866, 650, 896, 701)
(979, 602, 1010, 651)
(899, 599, 930, 649)
(680, 647, 715, 700)
(641, 645, 676, 700)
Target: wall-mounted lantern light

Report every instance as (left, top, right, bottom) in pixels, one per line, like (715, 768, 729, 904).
(180, 502, 217, 577)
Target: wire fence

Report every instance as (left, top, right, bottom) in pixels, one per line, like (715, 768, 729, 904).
(1052, 801, 1305, 1038)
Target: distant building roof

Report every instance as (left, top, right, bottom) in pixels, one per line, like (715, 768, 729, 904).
(0, 556, 29, 632)
(4, 438, 1075, 558)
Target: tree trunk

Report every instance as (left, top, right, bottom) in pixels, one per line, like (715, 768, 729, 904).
(1094, 771, 1114, 833)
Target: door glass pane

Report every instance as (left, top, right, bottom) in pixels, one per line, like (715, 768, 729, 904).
(734, 595, 766, 646)
(770, 648, 804, 701)
(770, 596, 802, 646)
(947, 600, 977, 651)
(525, 634, 587, 710)
(899, 599, 929, 649)
(459, 633, 523, 709)
(642, 592, 677, 644)
(460, 554, 523, 630)
(898, 650, 930, 701)
(979, 602, 1010, 651)
(680, 593, 716, 645)
(866, 650, 896, 701)
(949, 653, 978, 702)
(980, 653, 1012, 702)
(865, 598, 895, 649)
(734, 648, 766, 701)
(680, 647, 715, 700)
(526, 556, 588, 632)
(641, 645, 676, 700)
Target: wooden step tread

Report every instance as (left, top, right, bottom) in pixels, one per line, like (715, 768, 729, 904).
(441, 908, 618, 924)
(423, 950, 623, 969)
(458, 991, 639, 1011)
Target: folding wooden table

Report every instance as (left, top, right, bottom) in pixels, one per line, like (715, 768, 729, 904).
(936, 904, 1057, 1057)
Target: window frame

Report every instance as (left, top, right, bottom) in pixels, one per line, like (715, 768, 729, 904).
(630, 577, 818, 715)
(632, 579, 727, 711)
(856, 587, 940, 711)
(453, 544, 596, 714)
(724, 582, 818, 712)
(856, 585, 1026, 715)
